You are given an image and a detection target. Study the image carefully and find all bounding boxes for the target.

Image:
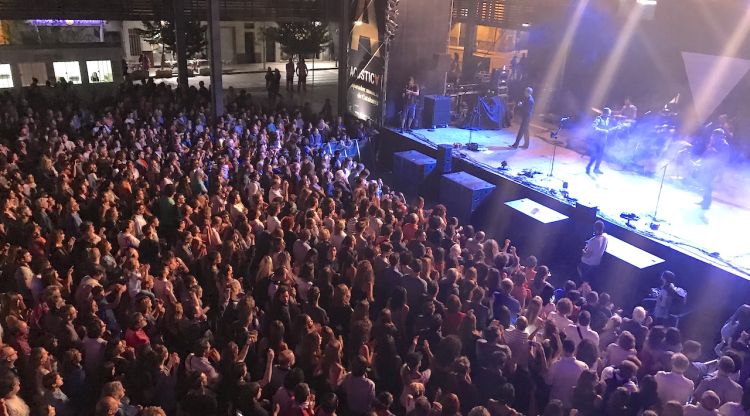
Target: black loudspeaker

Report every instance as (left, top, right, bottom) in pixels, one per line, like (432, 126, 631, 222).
(423, 95, 451, 128)
(439, 172, 496, 224)
(393, 150, 437, 196)
(437, 144, 453, 173)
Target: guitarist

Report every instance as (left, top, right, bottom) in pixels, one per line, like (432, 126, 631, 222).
(587, 107, 618, 175)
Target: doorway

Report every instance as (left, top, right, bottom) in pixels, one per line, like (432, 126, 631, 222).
(265, 37, 276, 62)
(245, 32, 256, 63)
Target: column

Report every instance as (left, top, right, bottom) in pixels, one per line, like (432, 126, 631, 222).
(337, 0, 350, 116)
(173, 0, 189, 91)
(461, 0, 478, 82)
(208, 0, 224, 118)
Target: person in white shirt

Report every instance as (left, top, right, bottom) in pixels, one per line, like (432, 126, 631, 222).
(548, 298, 574, 334)
(564, 311, 600, 348)
(655, 353, 695, 405)
(684, 390, 722, 416)
(546, 339, 588, 408)
(694, 357, 743, 406)
(579, 220, 608, 286)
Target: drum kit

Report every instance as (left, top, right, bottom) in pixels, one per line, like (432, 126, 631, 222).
(589, 105, 697, 181)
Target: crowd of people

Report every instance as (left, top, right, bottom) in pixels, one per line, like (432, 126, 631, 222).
(0, 76, 747, 416)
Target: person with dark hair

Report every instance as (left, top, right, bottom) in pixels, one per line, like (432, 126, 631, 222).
(579, 220, 608, 287)
(546, 339, 588, 408)
(400, 76, 420, 133)
(341, 355, 375, 415)
(564, 310, 600, 347)
(571, 370, 602, 416)
(694, 356, 742, 405)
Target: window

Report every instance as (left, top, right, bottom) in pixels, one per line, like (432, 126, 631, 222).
(128, 28, 142, 56)
(0, 65, 12, 88)
(86, 60, 113, 83)
(18, 63, 47, 86)
(53, 61, 82, 84)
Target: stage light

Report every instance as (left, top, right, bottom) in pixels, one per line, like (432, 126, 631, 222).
(521, 23, 530, 27)
(354, 20, 363, 26)
(636, 0, 657, 5)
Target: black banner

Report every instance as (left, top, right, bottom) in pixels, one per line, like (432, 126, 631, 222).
(348, 0, 386, 123)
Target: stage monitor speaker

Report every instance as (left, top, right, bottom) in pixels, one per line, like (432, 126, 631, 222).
(423, 95, 451, 128)
(437, 144, 453, 173)
(393, 150, 437, 196)
(439, 172, 496, 224)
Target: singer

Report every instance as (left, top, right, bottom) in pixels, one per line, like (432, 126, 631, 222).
(512, 86, 535, 149)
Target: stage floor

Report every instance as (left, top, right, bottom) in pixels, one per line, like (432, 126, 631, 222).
(401, 123, 750, 279)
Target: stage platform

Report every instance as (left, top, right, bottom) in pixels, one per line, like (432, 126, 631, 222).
(384, 123, 750, 281)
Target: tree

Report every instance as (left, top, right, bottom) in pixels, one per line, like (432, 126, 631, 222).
(137, 20, 207, 66)
(264, 22, 331, 58)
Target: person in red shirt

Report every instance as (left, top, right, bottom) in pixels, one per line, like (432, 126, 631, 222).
(124, 312, 150, 349)
(442, 294, 466, 336)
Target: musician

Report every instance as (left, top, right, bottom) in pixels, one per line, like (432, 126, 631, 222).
(511, 86, 535, 149)
(400, 76, 420, 133)
(620, 97, 638, 121)
(587, 107, 618, 175)
(698, 128, 730, 211)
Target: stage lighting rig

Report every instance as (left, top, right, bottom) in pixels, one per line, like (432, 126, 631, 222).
(385, 0, 400, 40)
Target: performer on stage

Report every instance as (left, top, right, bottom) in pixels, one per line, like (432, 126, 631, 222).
(587, 107, 618, 175)
(619, 97, 638, 121)
(697, 128, 729, 211)
(512, 86, 534, 149)
(400, 76, 420, 133)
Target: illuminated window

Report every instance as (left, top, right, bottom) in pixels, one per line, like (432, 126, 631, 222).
(18, 63, 47, 86)
(53, 61, 82, 84)
(0, 64, 12, 88)
(86, 60, 113, 83)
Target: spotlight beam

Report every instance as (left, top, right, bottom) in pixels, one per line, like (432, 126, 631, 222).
(535, 0, 591, 118)
(682, 6, 750, 135)
(586, 3, 645, 112)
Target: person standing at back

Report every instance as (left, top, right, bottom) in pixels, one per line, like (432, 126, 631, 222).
(297, 58, 309, 92)
(579, 220, 608, 288)
(286, 58, 296, 92)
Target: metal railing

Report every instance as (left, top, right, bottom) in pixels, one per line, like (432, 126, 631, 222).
(0, 0, 333, 21)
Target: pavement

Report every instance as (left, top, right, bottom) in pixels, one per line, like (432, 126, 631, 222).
(148, 61, 340, 112)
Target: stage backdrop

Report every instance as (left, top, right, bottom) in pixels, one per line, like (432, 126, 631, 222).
(383, 0, 453, 125)
(348, 0, 387, 123)
(527, 0, 750, 139)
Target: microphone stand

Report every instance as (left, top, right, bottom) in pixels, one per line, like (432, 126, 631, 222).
(548, 117, 566, 177)
(649, 149, 685, 229)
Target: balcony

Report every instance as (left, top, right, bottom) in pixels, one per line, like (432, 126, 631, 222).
(452, 0, 537, 29)
(0, 0, 334, 22)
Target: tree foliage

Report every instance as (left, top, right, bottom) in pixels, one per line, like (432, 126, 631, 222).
(264, 22, 331, 57)
(137, 20, 207, 59)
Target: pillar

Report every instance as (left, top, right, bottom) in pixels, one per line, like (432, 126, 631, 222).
(208, 0, 224, 118)
(337, 0, 350, 116)
(461, 0, 479, 82)
(173, 0, 189, 91)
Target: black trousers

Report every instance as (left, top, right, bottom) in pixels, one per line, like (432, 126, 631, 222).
(513, 118, 531, 146)
(587, 139, 605, 172)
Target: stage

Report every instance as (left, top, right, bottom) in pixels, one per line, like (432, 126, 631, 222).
(388, 122, 750, 281)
